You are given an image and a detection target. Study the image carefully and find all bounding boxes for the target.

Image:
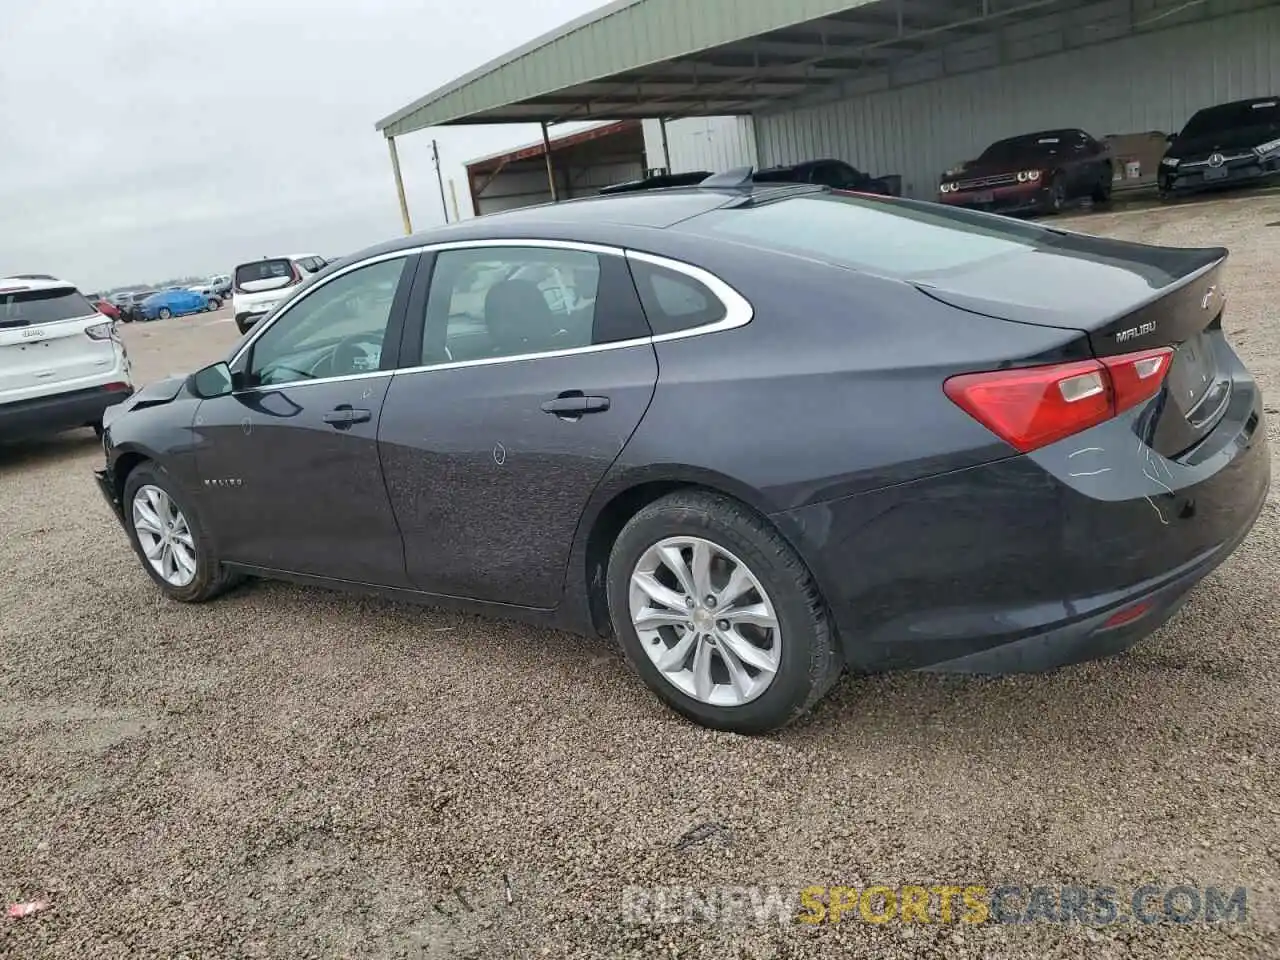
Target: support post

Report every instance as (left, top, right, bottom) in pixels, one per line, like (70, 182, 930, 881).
(448, 179, 460, 222)
(431, 139, 449, 223)
(387, 136, 413, 236)
(541, 121, 559, 202)
(659, 117, 672, 172)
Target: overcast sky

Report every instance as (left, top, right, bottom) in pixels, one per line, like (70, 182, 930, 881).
(0, 0, 609, 291)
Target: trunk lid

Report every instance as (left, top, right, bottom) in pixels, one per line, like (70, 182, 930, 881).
(913, 230, 1230, 459)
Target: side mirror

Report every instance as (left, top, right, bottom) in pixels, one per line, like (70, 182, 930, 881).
(187, 361, 234, 399)
(1166, 132, 1178, 144)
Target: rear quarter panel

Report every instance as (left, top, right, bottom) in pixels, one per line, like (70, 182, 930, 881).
(612, 238, 1083, 514)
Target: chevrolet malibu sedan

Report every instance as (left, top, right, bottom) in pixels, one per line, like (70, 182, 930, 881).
(93, 182, 1269, 733)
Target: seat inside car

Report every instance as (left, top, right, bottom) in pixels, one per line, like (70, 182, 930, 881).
(483, 279, 559, 356)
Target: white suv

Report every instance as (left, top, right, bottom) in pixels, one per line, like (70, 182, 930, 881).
(0, 276, 133, 440)
(231, 253, 326, 334)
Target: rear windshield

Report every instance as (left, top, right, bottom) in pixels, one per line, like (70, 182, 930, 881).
(685, 193, 1208, 288)
(0, 287, 97, 327)
(1182, 99, 1280, 138)
(685, 193, 1053, 280)
(236, 259, 294, 286)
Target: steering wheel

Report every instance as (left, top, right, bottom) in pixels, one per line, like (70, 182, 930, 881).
(331, 333, 383, 376)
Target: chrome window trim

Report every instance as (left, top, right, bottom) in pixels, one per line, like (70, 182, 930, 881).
(624, 249, 751, 344)
(425, 238, 623, 257)
(227, 239, 753, 388)
(228, 248, 426, 369)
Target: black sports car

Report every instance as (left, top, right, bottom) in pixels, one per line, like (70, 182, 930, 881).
(1160, 96, 1280, 197)
(751, 158, 895, 195)
(601, 159, 895, 198)
(94, 184, 1269, 733)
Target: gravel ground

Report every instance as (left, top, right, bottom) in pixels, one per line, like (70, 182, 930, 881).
(3, 195, 1280, 959)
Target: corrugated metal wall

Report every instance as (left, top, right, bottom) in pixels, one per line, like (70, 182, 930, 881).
(641, 117, 758, 173)
(473, 160, 645, 216)
(752, 4, 1280, 199)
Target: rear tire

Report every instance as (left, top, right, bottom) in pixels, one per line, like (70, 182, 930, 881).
(606, 490, 842, 734)
(122, 462, 242, 603)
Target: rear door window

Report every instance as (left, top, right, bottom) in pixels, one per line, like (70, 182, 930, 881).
(421, 247, 605, 364)
(0, 287, 96, 328)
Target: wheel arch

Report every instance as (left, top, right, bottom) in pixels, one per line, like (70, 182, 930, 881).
(568, 465, 809, 638)
(109, 442, 159, 499)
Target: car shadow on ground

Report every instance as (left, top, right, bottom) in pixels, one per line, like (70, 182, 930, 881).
(209, 526, 1274, 758)
(0, 429, 101, 471)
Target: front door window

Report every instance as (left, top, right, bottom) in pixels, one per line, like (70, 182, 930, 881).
(246, 257, 406, 386)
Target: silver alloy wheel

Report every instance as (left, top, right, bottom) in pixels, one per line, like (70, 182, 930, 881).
(629, 536, 782, 707)
(131, 484, 197, 587)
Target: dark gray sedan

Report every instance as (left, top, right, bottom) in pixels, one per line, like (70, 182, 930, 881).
(94, 183, 1269, 733)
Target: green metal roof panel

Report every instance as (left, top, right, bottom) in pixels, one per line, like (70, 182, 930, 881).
(375, 0, 880, 135)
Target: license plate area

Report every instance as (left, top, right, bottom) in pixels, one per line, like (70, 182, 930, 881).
(1166, 334, 1217, 412)
(1203, 166, 1230, 181)
(972, 191, 995, 203)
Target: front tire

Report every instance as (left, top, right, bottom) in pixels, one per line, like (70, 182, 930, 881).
(1046, 176, 1067, 214)
(606, 490, 842, 734)
(207, 298, 221, 311)
(1091, 166, 1113, 203)
(122, 462, 240, 603)
(158, 307, 172, 320)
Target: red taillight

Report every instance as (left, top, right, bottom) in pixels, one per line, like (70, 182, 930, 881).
(944, 347, 1174, 453)
(1101, 348, 1174, 414)
(1102, 600, 1154, 629)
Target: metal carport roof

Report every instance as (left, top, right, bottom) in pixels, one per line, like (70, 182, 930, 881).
(375, 0, 1240, 231)
(375, 0, 1191, 135)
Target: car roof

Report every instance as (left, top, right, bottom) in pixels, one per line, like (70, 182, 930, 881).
(344, 183, 825, 263)
(0, 276, 77, 293)
(988, 129, 1082, 145)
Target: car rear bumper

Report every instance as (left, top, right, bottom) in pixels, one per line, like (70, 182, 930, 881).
(0, 383, 134, 441)
(778, 363, 1269, 674)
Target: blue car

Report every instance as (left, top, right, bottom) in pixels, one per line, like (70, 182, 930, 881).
(139, 288, 219, 321)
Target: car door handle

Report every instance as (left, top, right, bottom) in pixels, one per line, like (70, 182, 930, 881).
(541, 393, 610, 419)
(322, 406, 372, 428)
